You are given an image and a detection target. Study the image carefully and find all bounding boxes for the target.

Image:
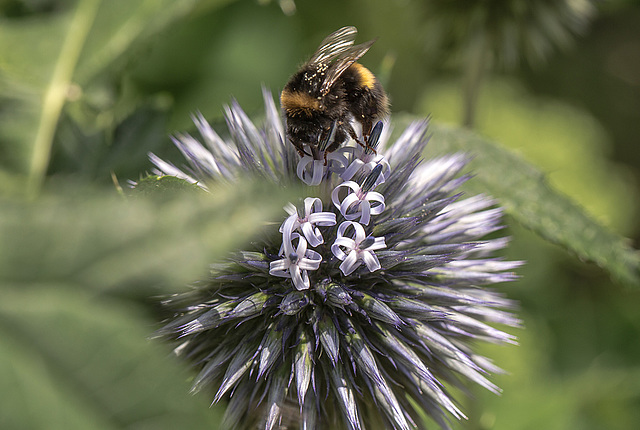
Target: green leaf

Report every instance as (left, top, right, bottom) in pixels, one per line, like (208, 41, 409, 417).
(0, 177, 298, 428)
(0, 284, 224, 430)
(0, 179, 297, 294)
(133, 175, 205, 195)
(52, 107, 173, 183)
(420, 121, 640, 287)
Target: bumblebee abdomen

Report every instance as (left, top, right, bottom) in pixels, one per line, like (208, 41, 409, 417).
(341, 63, 390, 122)
(349, 63, 377, 90)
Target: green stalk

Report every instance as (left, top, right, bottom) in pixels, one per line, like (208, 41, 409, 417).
(26, 0, 101, 198)
(462, 33, 488, 129)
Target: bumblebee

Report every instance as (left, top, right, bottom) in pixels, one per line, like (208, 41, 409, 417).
(280, 26, 389, 160)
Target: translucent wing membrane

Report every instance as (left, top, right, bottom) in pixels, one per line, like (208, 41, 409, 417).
(320, 40, 376, 95)
(309, 26, 358, 64)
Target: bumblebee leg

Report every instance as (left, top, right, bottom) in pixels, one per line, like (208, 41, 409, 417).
(346, 123, 365, 148)
(361, 118, 373, 142)
(290, 139, 310, 157)
(346, 123, 376, 154)
(323, 140, 339, 165)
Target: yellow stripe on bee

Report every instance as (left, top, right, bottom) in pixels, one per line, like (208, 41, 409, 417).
(280, 90, 321, 116)
(351, 63, 376, 89)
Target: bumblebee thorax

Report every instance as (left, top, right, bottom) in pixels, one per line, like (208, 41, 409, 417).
(281, 89, 322, 117)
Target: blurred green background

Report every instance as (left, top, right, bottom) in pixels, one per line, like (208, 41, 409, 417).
(1, 0, 639, 429)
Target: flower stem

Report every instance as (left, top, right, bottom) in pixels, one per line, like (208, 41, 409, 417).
(26, 0, 100, 198)
(462, 33, 488, 129)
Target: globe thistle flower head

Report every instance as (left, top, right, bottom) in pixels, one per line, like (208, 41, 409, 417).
(423, 0, 597, 69)
(152, 88, 522, 430)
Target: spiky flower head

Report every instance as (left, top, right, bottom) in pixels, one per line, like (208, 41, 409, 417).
(151, 88, 522, 430)
(423, 0, 597, 69)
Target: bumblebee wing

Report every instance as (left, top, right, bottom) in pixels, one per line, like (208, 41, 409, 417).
(309, 26, 358, 65)
(319, 39, 375, 95)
